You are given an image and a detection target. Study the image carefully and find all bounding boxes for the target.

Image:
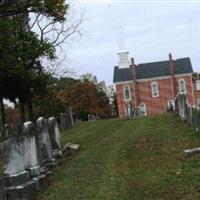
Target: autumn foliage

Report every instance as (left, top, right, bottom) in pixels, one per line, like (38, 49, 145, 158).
(33, 75, 112, 120)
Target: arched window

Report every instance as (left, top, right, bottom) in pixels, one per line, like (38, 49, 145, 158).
(123, 85, 131, 101)
(179, 79, 186, 94)
(151, 81, 159, 97)
(139, 103, 147, 115)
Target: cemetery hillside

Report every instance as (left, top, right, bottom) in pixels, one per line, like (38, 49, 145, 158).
(1, 1, 200, 200)
(37, 113, 200, 200)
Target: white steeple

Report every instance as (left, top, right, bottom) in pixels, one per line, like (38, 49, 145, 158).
(117, 32, 130, 68)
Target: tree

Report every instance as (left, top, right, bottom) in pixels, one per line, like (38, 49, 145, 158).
(0, 0, 68, 21)
(0, 17, 54, 123)
(32, 74, 112, 121)
(58, 75, 112, 120)
(0, 0, 83, 125)
(32, 76, 78, 119)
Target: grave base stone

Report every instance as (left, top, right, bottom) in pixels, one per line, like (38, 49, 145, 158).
(53, 149, 63, 159)
(5, 180, 36, 200)
(3, 171, 29, 188)
(29, 165, 40, 178)
(33, 174, 48, 191)
(64, 143, 79, 150)
(184, 147, 200, 156)
(0, 177, 6, 200)
(44, 158, 57, 170)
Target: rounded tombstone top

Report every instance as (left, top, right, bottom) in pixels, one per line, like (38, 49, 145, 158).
(22, 121, 35, 135)
(36, 116, 49, 133)
(49, 117, 56, 121)
(48, 117, 58, 128)
(36, 117, 45, 129)
(4, 123, 9, 129)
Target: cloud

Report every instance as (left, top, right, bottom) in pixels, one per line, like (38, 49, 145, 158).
(68, 2, 200, 84)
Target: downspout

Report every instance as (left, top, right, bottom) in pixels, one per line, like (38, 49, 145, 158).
(190, 74, 195, 106)
(131, 58, 138, 111)
(169, 53, 176, 98)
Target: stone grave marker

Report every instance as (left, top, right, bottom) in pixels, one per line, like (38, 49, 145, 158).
(48, 117, 62, 150)
(1, 136, 37, 200)
(22, 121, 40, 177)
(36, 117, 56, 169)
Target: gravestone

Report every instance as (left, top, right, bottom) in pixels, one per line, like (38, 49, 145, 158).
(189, 106, 194, 127)
(22, 122, 40, 177)
(193, 108, 199, 132)
(177, 94, 187, 120)
(36, 117, 56, 169)
(22, 121, 48, 191)
(186, 106, 191, 126)
(0, 177, 6, 200)
(60, 113, 68, 129)
(60, 113, 71, 129)
(60, 108, 73, 129)
(48, 117, 62, 150)
(2, 137, 26, 176)
(68, 107, 74, 127)
(4, 124, 9, 138)
(1, 136, 37, 200)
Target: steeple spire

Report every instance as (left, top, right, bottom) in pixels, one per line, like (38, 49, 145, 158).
(117, 31, 130, 68)
(118, 31, 127, 53)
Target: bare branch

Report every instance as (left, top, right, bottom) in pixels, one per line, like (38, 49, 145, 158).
(30, 5, 84, 48)
(44, 54, 76, 78)
(29, 13, 41, 30)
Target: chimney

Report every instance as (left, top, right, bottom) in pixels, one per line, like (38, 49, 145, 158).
(169, 53, 174, 75)
(131, 57, 136, 81)
(130, 57, 139, 110)
(169, 53, 176, 97)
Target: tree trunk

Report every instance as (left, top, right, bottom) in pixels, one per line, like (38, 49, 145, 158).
(27, 96, 33, 121)
(0, 96, 5, 130)
(19, 99, 25, 123)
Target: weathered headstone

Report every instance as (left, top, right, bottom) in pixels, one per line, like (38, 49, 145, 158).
(2, 137, 26, 176)
(176, 94, 187, 120)
(22, 122, 40, 177)
(193, 109, 199, 131)
(36, 117, 56, 169)
(68, 107, 74, 127)
(0, 177, 6, 200)
(48, 117, 62, 150)
(189, 106, 194, 127)
(1, 136, 37, 200)
(22, 121, 48, 191)
(60, 108, 74, 129)
(60, 113, 68, 129)
(4, 124, 10, 138)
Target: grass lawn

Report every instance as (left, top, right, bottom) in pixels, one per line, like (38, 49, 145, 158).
(37, 113, 200, 200)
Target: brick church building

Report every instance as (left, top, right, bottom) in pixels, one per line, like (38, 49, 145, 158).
(113, 43, 200, 117)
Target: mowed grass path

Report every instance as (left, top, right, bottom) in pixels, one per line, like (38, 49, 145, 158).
(37, 113, 200, 200)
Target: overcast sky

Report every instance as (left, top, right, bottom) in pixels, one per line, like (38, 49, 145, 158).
(65, 0, 200, 85)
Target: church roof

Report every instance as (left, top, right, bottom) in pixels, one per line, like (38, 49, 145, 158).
(113, 57, 193, 83)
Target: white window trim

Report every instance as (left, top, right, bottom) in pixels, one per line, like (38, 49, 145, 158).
(168, 99, 175, 110)
(139, 103, 147, 116)
(179, 79, 187, 94)
(123, 85, 131, 101)
(197, 98, 200, 107)
(151, 81, 159, 97)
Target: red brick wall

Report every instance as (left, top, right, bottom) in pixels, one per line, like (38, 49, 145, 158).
(175, 76, 194, 106)
(115, 75, 194, 117)
(138, 78, 173, 115)
(116, 82, 135, 118)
